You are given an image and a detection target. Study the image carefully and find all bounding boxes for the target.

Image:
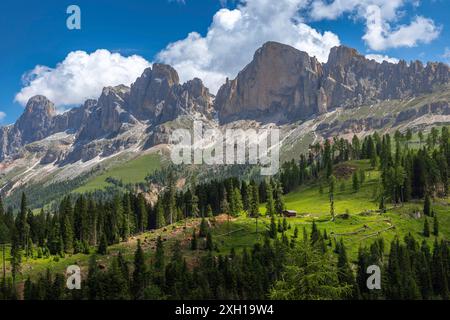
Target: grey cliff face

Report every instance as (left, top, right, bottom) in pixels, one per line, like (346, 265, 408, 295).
(322, 46, 450, 110)
(0, 95, 56, 160)
(215, 42, 450, 124)
(0, 42, 448, 163)
(15, 95, 56, 144)
(0, 63, 213, 162)
(129, 64, 212, 123)
(77, 85, 136, 141)
(215, 42, 324, 123)
(52, 99, 97, 133)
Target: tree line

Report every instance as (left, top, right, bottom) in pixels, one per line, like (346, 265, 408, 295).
(281, 127, 449, 203)
(4, 221, 448, 300)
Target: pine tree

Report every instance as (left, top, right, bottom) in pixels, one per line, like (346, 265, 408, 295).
(282, 217, 288, 232)
(352, 172, 360, 192)
(155, 202, 166, 229)
(0, 195, 4, 221)
(268, 215, 277, 239)
(310, 221, 321, 246)
(191, 229, 197, 250)
(10, 233, 22, 282)
(359, 169, 366, 185)
(249, 182, 261, 240)
(50, 273, 65, 300)
(97, 234, 108, 255)
(206, 205, 213, 218)
(109, 195, 123, 244)
(60, 197, 74, 253)
(433, 214, 439, 237)
(241, 181, 249, 211)
(232, 187, 243, 216)
(199, 217, 208, 238)
(205, 232, 213, 251)
(16, 193, 29, 248)
(23, 276, 33, 300)
(324, 139, 333, 177)
(106, 255, 129, 299)
(379, 195, 386, 213)
(274, 182, 285, 216)
(423, 218, 430, 237)
(117, 251, 130, 283)
(154, 236, 165, 274)
(132, 240, 147, 299)
(166, 171, 177, 224)
(220, 189, 230, 214)
(86, 255, 100, 300)
(423, 194, 431, 216)
(418, 240, 433, 300)
(191, 193, 200, 218)
(293, 226, 299, 239)
(337, 239, 358, 299)
(265, 180, 275, 216)
(248, 182, 260, 218)
(431, 240, 449, 299)
(121, 196, 131, 241)
(329, 175, 336, 220)
(137, 194, 147, 232)
(87, 196, 97, 245)
(74, 195, 88, 242)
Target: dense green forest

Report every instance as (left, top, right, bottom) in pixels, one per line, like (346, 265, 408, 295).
(0, 126, 449, 300)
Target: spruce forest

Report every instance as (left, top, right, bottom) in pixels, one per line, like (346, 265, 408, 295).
(0, 126, 449, 300)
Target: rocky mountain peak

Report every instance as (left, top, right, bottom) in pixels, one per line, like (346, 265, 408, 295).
(215, 41, 323, 123)
(183, 78, 208, 98)
(326, 46, 361, 66)
(252, 41, 315, 68)
(129, 63, 213, 123)
(14, 95, 56, 144)
(23, 95, 56, 118)
(76, 84, 136, 142)
(152, 63, 180, 86)
(215, 41, 450, 124)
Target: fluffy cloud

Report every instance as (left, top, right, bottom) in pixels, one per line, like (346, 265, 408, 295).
(363, 5, 440, 50)
(15, 50, 151, 106)
(310, 0, 404, 21)
(442, 47, 450, 61)
(0, 111, 6, 122)
(365, 53, 399, 64)
(309, 0, 440, 51)
(157, 0, 340, 93)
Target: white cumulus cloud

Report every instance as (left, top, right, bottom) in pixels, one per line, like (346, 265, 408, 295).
(309, 0, 440, 51)
(0, 111, 6, 122)
(15, 50, 151, 106)
(443, 47, 450, 62)
(157, 0, 340, 93)
(365, 53, 399, 64)
(363, 5, 440, 50)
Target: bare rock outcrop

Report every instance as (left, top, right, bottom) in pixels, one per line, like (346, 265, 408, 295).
(215, 42, 450, 124)
(215, 42, 324, 123)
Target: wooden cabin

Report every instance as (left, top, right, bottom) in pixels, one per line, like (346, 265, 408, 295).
(282, 210, 297, 218)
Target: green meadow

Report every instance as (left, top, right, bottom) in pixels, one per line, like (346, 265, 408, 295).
(75, 153, 162, 193)
(2, 159, 449, 282)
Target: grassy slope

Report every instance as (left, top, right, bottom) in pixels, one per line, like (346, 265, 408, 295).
(74, 153, 162, 193)
(3, 160, 449, 282)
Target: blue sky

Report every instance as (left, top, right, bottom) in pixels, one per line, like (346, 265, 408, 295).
(0, 0, 449, 124)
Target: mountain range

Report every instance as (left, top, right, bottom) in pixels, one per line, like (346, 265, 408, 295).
(1, 41, 449, 200)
